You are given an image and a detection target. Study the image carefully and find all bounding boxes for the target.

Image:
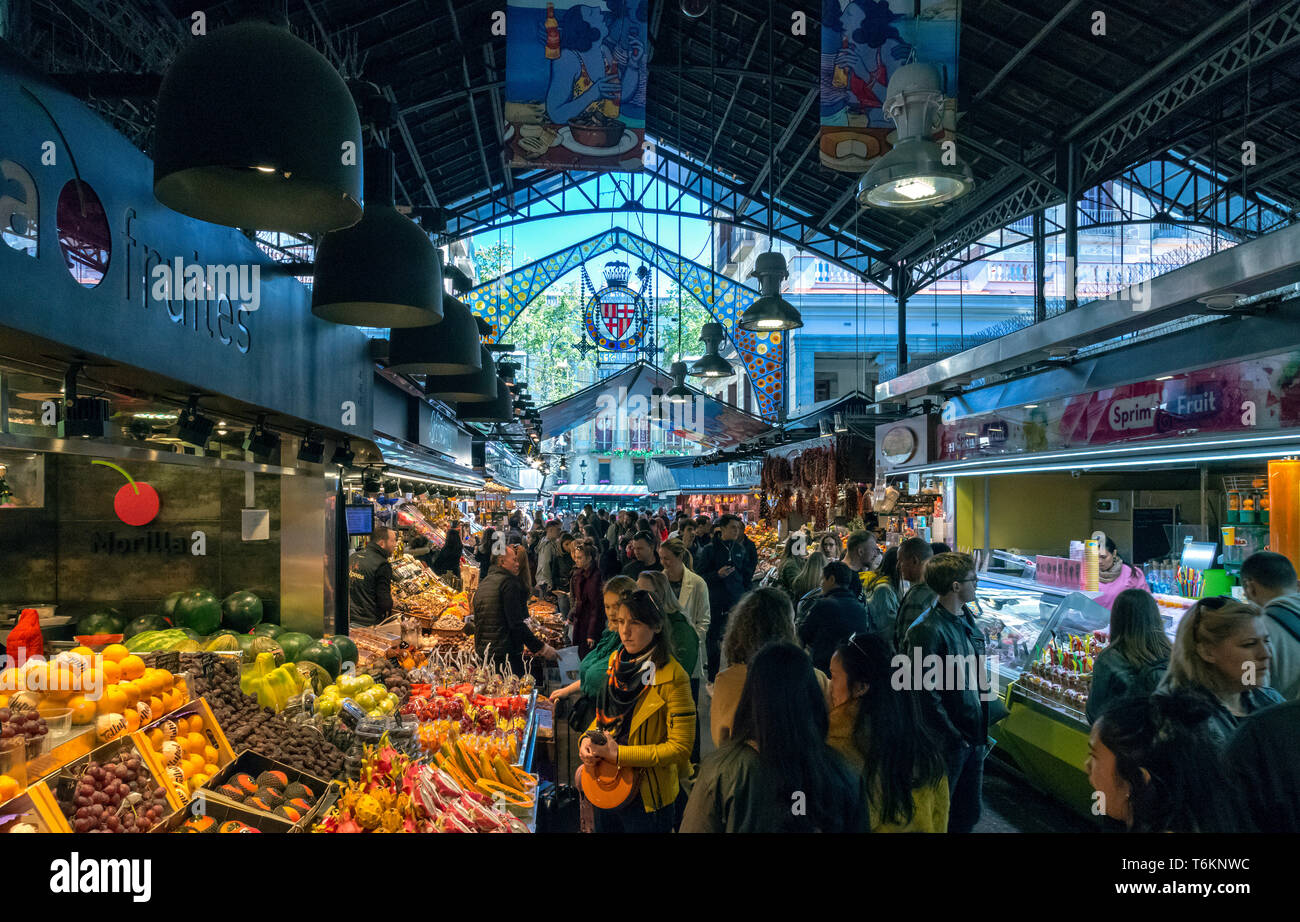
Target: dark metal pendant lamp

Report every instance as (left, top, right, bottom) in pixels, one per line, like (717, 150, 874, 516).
(425, 345, 498, 403)
(456, 377, 515, 423)
(689, 322, 733, 377)
(739, 251, 803, 331)
(386, 292, 481, 374)
(312, 147, 443, 327)
(666, 361, 691, 401)
(153, 20, 364, 233)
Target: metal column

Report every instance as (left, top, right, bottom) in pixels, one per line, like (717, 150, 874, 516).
(1033, 209, 1047, 323)
(895, 265, 910, 371)
(1063, 142, 1079, 312)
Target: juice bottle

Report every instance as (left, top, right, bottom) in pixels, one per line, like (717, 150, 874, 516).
(544, 3, 561, 60)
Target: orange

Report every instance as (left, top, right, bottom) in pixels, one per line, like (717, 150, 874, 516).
(67, 695, 96, 725)
(148, 696, 165, 718)
(184, 732, 206, 755)
(190, 773, 209, 791)
(149, 728, 166, 750)
(159, 670, 175, 692)
(180, 760, 196, 780)
(202, 745, 218, 764)
(99, 660, 121, 686)
(96, 685, 128, 715)
(188, 715, 204, 735)
(118, 655, 145, 681)
(101, 644, 129, 664)
(70, 645, 95, 659)
(0, 667, 25, 692)
(122, 708, 140, 733)
(202, 762, 219, 776)
(0, 694, 8, 709)
(0, 774, 20, 803)
(114, 681, 138, 708)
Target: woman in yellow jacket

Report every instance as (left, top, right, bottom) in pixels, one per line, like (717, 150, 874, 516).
(580, 589, 696, 833)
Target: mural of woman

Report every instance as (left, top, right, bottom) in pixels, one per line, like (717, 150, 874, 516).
(545, 3, 645, 127)
(822, 0, 914, 124)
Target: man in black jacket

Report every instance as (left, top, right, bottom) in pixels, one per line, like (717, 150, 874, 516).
(698, 514, 751, 685)
(903, 552, 990, 834)
(349, 525, 396, 627)
(469, 545, 558, 674)
(798, 562, 869, 673)
(621, 530, 662, 579)
(1226, 698, 1300, 833)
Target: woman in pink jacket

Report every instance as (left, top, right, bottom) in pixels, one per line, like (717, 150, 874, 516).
(1094, 537, 1150, 610)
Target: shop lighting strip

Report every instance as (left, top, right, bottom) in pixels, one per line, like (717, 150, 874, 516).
(911, 430, 1300, 477)
(920, 445, 1300, 478)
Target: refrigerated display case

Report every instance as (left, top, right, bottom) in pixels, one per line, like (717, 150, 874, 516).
(974, 574, 1110, 819)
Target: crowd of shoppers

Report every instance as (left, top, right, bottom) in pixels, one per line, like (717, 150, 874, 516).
(433, 504, 1300, 834)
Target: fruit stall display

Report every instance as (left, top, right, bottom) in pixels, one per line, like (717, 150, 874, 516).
(53, 740, 173, 834)
(181, 653, 347, 780)
(311, 737, 532, 833)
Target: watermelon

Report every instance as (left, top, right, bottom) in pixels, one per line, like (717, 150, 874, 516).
(324, 636, 359, 672)
(298, 640, 342, 679)
(221, 590, 263, 633)
(127, 629, 190, 653)
(173, 589, 222, 635)
(249, 623, 284, 640)
(77, 609, 125, 636)
(124, 614, 168, 639)
(236, 633, 257, 661)
(159, 591, 185, 623)
(277, 632, 315, 662)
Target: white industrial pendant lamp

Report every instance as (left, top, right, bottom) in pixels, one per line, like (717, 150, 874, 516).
(857, 62, 972, 208)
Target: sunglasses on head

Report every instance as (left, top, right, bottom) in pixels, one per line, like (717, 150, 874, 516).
(846, 632, 872, 659)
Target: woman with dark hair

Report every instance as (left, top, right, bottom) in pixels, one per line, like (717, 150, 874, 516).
(1087, 692, 1245, 832)
(828, 633, 949, 832)
(476, 527, 497, 578)
(567, 540, 605, 658)
(1087, 589, 1171, 722)
(819, 534, 841, 562)
(578, 589, 695, 833)
(712, 588, 830, 746)
(1094, 536, 1150, 609)
(682, 643, 867, 833)
(863, 546, 900, 637)
(430, 524, 464, 580)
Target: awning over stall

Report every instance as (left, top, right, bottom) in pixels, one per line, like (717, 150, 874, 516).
(539, 362, 769, 449)
(551, 484, 650, 498)
(646, 457, 758, 495)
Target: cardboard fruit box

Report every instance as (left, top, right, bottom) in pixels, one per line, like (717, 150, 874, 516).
(0, 780, 72, 833)
(199, 750, 333, 828)
(152, 796, 293, 834)
(133, 697, 236, 811)
(49, 735, 177, 833)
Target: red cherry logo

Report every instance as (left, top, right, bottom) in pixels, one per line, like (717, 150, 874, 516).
(93, 460, 160, 526)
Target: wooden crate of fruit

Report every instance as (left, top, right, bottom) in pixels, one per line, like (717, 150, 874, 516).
(198, 750, 333, 828)
(133, 697, 237, 811)
(0, 779, 72, 833)
(50, 736, 177, 833)
(151, 797, 294, 834)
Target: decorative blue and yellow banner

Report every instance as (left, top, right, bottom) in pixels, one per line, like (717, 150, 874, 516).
(506, 1, 648, 172)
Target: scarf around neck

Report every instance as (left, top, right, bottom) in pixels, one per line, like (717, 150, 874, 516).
(596, 645, 656, 739)
(1098, 555, 1125, 584)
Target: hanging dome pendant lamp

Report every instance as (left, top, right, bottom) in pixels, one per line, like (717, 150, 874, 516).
(739, 251, 803, 331)
(425, 345, 498, 403)
(857, 62, 973, 208)
(387, 291, 482, 374)
(690, 322, 733, 378)
(311, 147, 444, 327)
(153, 20, 364, 233)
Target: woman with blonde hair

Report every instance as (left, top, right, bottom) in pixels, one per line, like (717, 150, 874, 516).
(791, 551, 828, 627)
(1158, 596, 1284, 745)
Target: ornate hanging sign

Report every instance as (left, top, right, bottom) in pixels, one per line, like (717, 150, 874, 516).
(582, 260, 647, 351)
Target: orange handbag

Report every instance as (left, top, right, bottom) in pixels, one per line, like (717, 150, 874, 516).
(578, 732, 641, 810)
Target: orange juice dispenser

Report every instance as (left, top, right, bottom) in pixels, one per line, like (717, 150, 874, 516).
(1269, 460, 1300, 567)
